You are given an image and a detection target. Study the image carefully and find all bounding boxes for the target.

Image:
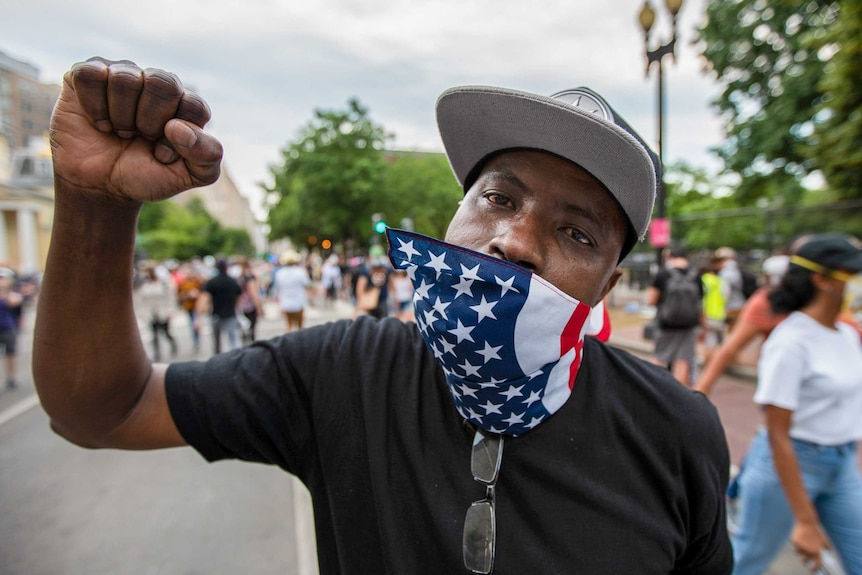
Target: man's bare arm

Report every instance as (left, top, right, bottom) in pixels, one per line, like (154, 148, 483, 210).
(33, 58, 222, 449)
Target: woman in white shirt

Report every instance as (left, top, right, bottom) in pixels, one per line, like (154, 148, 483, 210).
(731, 234, 862, 575)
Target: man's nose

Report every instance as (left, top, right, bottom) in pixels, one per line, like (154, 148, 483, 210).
(488, 218, 545, 274)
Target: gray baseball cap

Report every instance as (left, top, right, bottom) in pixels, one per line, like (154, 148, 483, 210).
(436, 86, 659, 242)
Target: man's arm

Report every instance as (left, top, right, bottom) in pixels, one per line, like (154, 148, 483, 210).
(33, 58, 222, 450)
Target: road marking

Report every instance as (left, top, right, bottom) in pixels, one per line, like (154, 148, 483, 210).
(0, 393, 41, 426)
(291, 476, 320, 575)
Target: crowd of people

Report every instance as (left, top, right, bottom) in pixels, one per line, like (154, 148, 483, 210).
(645, 236, 862, 574)
(130, 247, 417, 360)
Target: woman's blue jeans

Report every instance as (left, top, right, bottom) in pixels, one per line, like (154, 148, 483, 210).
(731, 429, 862, 575)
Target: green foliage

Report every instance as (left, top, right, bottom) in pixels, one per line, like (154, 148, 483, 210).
(136, 197, 254, 260)
(808, 0, 862, 199)
(379, 152, 463, 240)
(697, 0, 843, 201)
(265, 98, 390, 248)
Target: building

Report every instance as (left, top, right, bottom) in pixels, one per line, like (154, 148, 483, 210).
(0, 51, 60, 149)
(0, 134, 55, 275)
(170, 167, 267, 254)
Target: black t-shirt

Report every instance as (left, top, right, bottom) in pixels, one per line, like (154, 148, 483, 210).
(202, 273, 242, 319)
(166, 317, 732, 574)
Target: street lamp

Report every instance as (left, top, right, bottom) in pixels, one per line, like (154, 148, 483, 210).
(638, 0, 683, 266)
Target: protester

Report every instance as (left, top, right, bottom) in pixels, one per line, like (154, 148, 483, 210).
(319, 254, 343, 309)
(730, 233, 862, 575)
(715, 247, 746, 330)
(33, 59, 732, 573)
(196, 259, 242, 354)
(176, 262, 204, 353)
(647, 245, 704, 386)
(354, 252, 392, 320)
(133, 265, 178, 361)
(272, 250, 311, 332)
(0, 272, 22, 390)
(694, 236, 810, 397)
(237, 258, 264, 344)
(700, 256, 729, 367)
(389, 267, 415, 322)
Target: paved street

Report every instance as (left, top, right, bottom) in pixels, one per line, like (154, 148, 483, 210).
(0, 292, 844, 574)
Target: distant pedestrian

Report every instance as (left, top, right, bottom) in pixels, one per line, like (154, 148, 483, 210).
(0, 273, 22, 390)
(390, 268, 414, 322)
(196, 259, 242, 354)
(176, 263, 204, 354)
(237, 259, 264, 345)
(647, 245, 703, 386)
(730, 233, 862, 575)
(134, 265, 178, 361)
(272, 250, 311, 332)
(354, 256, 392, 320)
(700, 256, 729, 367)
(715, 247, 746, 330)
(319, 254, 343, 309)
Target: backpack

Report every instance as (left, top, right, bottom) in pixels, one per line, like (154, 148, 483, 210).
(657, 268, 702, 329)
(740, 269, 759, 300)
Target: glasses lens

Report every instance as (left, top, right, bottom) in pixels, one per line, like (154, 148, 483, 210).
(463, 499, 495, 574)
(471, 430, 503, 484)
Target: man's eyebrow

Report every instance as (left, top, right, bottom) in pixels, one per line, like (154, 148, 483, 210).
(479, 168, 529, 191)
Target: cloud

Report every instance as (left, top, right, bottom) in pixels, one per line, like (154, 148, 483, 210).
(1, 0, 725, 217)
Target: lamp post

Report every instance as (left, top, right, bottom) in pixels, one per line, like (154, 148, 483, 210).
(638, 0, 683, 266)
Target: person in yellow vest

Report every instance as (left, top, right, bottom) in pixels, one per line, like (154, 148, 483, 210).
(701, 256, 729, 367)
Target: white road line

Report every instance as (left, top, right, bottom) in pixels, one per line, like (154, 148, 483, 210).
(0, 393, 41, 427)
(292, 476, 320, 575)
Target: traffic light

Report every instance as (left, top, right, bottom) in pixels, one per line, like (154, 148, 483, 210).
(371, 212, 387, 234)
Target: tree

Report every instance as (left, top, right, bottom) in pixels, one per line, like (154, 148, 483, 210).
(265, 98, 390, 249)
(379, 152, 463, 239)
(808, 0, 862, 199)
(136, 198, 254, 260)
(697, 0, 842, 202)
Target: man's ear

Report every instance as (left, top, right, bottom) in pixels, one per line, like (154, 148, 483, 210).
(598, 268, 623, 303)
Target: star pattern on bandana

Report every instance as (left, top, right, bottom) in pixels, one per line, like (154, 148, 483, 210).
(386, 229, 587, 436)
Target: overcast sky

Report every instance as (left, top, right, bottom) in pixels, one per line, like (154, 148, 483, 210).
(2, 0, 726, 217)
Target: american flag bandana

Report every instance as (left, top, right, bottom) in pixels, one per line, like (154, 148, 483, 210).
(386, 229, 593, 436)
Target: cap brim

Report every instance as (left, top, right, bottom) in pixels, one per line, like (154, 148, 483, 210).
(436, 86, 656, 240)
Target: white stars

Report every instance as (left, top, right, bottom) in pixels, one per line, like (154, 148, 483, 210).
(480, 400, 503, 415)
(460, 263, 482, 281)
(495, 275, 520, 297)
(527, 369, 544, 380)
(413, 279, 433, 300)
(475, 341, 503, 364)
(469, 296, 498, 322)
(425, 251, 451, 278)
(431, 297, 451, 321)
(448, 319, 476, 343)
(466, 407, 483, 422)
(500, 385, 524, 401)
(405, 264, 417, 281)
(437, 336, 456, 357)
(459, 384, 478, 399)
(525, 416, 544, 430)
(423, 308, 438, 326)
(451, 276, 475, 299)
(457, 359, 482, 378)
(397, 238, 421, 262)
(503, 411, 525, 426)
(523, 390, 541, 407)
(478, 377, 504, 388)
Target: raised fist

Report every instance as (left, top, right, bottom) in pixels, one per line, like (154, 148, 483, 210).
(50, 57, 223, 204)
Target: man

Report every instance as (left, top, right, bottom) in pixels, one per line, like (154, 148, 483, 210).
(647, 245, 704, 386)
(196, 259, 242, 354)
(34, 58, 731, 573)
(714, 246, 745, 329)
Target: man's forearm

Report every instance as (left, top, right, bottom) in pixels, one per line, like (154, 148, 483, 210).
(33, 182, 153, 445)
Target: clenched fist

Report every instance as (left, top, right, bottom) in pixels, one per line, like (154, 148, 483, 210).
(50, 57, 223, 204)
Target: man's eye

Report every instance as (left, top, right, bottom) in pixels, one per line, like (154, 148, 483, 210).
(484, 192, 511, 207)
(565, 228, 592, 245)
